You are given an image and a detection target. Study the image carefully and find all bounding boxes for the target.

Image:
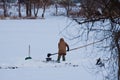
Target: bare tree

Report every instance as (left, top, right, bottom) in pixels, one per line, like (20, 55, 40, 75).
(69, 0, 120, 80)
(41, 0, 50, 18)
(33, 0, 41, 17)
(60, 0, 74, 17)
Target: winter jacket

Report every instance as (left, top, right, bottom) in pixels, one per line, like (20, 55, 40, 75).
(58, 38, 69, 55)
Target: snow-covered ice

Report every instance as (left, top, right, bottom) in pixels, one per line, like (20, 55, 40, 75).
(0, 15, 102, 80)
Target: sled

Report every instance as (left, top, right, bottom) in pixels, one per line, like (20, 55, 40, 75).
(46, 53, 57, 61)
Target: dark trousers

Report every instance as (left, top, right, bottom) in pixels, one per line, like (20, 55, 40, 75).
(57, 54, 66, 62)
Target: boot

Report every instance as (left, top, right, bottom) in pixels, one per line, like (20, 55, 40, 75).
(57, 55, 61, 63)
(62, 55, 66, 61)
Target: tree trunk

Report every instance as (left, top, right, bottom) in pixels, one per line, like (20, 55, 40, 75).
(26, 0, 32, 17)
(67, 5, 70, 17)
(26, 2, 29, 16)
(42, 0, 48, 18)
(115, 33, 120, 80)
(34, 3, 39, 17)
(42, 3, 46, 18)
(29, 2, 32, 17)
(3, 1, 7, 17)
(18, 2, 21, 17)
(55, 2, 58, 15)
(116, 42, 120, 80)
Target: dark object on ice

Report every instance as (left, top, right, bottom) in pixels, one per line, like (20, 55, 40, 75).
(0, 66, 18, 69)
(25, 45, 32, 60)
(96, 58, 101, 65)
(25, 56, 32, 60)
(7, 66, 18, 69)
(96, 58, 105, 67)
(46, 57, 52, 61)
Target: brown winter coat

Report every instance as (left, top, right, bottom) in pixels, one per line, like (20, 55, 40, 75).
(58, 38, 69, 55)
